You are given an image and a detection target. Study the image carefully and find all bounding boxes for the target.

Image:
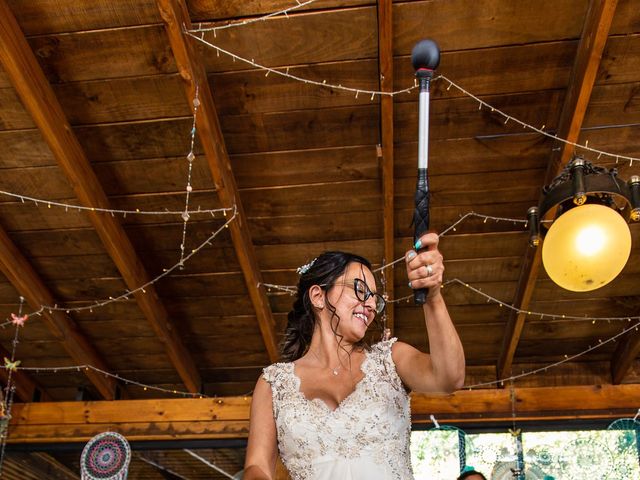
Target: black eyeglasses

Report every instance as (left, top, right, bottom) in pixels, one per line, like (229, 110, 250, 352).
(324, 278, 386, 315)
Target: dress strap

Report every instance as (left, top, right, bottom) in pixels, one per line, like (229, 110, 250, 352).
(369, 337, 404, 389)
(262, 363, 296, 417)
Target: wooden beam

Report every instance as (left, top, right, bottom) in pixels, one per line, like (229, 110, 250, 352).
(0, 0, 201, 393)
(7, 384, 639, 443)
(377, 0, 395, 332)
(611, 331, 640, 384)
(546, 0, 620, 176)
(496, 0, 619, 381)
(156, 0, 279, 362)
(0, 225, 116, 399)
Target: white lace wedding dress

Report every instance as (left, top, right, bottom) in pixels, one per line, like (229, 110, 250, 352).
(263, 338, 414, 480)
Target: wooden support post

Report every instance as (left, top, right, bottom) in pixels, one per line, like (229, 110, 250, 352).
(377, 0, 395, 332)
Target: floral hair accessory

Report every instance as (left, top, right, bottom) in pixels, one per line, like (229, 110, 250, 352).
(296, 257, 317, 275)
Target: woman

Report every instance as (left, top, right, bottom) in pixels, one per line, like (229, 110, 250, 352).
(244, 233, 465, 479)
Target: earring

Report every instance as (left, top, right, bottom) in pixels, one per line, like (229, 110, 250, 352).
(315, 303, 324, 310)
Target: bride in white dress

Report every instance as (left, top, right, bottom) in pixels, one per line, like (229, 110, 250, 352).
(244, 233, 465, 480)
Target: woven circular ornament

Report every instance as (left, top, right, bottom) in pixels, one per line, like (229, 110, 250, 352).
(81, 431, 131, 480)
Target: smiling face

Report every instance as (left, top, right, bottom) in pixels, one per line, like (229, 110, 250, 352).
(324, 262, 379, 342)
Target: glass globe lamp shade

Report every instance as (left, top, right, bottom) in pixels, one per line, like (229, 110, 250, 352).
(541, 203, 632, 292)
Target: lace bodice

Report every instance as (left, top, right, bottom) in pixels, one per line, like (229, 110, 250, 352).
(263, 338, 413, 480)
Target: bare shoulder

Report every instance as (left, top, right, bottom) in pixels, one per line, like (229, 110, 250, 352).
(254, 374, 273, 398)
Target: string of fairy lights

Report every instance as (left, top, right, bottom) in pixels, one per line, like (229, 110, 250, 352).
(6, 287, 640, 397)
(0, 208, 633, 398)
(263, 211, 528, 294)
(0, 81, 235, 394)
(0, 189, 232, 218)
(0, 208, 236, 320)
(260, 211, 639, 325)
(183, 31, 640, 166)
(189, 0, 321, 35)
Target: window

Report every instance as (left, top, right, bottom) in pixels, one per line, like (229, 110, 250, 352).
(411, 426, 640, 479)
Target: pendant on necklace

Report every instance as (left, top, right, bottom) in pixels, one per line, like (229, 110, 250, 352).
(332, 368, 339, 376)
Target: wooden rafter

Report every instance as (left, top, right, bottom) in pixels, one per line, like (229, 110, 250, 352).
(156, 0, 279, 362)
(496, 0, 619, 381)
(377, 0, 395, 332)
(611, 331, 640, 384)
(8, 384, 639, 443)
(0, 224, 116, 399)
(0, 0, 202, 394)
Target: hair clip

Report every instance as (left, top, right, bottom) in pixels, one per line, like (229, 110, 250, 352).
(296, 257, 317, 275)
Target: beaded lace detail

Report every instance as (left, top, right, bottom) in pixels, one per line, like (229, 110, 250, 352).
(263, 338, 413, 480)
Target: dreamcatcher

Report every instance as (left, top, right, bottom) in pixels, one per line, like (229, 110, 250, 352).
(606, 411, 640, 478)
(428, 417, 468, 473)
(80, 431, 131, 480)
(607, 410, 640, 454)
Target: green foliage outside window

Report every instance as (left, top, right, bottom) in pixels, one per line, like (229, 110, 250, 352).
(411, 427, 639, 479)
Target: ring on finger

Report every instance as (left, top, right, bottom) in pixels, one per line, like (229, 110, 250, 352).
(426, 264, 434, 277)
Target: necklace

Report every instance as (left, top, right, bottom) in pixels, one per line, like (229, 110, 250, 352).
(309, 349, 343, 376)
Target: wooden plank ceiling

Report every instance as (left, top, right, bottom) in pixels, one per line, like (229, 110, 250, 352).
(0, 0, 639, 477)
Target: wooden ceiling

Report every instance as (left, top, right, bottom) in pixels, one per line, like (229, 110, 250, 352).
(0, 0, 639, 477)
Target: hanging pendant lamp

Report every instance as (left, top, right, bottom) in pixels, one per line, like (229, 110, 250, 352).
(528, 157, 640, 292)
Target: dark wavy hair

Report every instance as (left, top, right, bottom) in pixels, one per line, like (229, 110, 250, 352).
(457, 470, 487, 480)
(281, 251, 377, 362)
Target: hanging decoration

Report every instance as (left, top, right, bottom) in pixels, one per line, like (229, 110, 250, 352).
(509, 384, 525, 480)
(178, 85, 201, 268)
(80, 431, 131, 480)
(428, 415, 468, 474)
(0, 297, 27, 476)
(607, 409, 640, 459)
